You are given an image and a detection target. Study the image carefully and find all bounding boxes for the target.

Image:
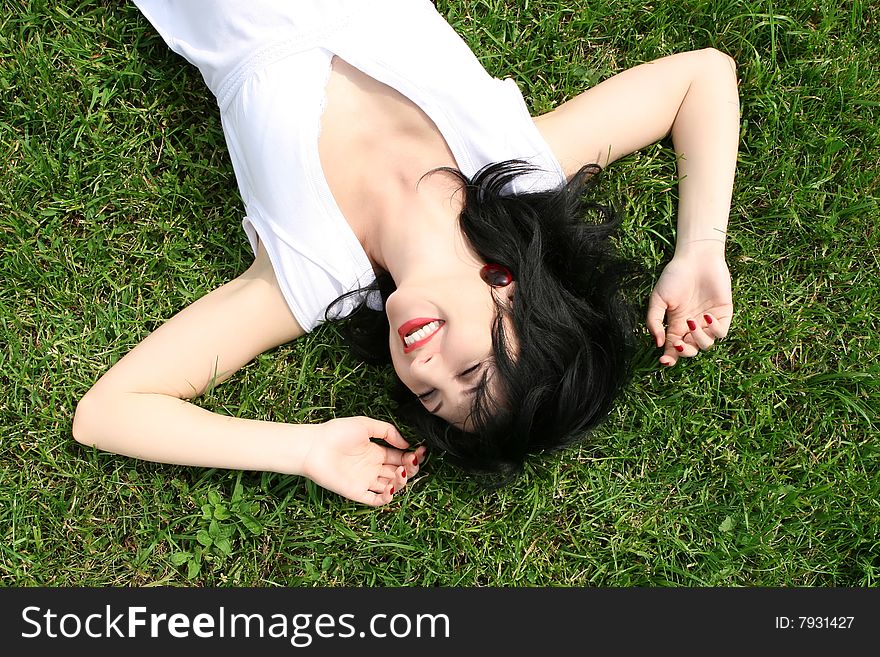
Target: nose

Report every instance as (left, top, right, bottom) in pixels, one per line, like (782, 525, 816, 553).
(410, 352, 442, 382)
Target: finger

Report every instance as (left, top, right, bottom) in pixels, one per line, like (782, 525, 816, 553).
(677, 340, 700, 358)
(646, 295, 668, 348)
(659, 337, 681, 366)
(357, 417, 410, 449)
(358, 481, 390, 505)
(659, 327, 688, 366)
(666, 337, 699, 362)
(392, 466, 409, 489)
(359, 491, 383, 507)
(369, 476, 393, 495)
(366, 477, 400, 504)
(359, 488, 393, 507)
(379, 464, 401, 480)
(687, 321, 715, 351)
(702, 313, 730, 340)
(383, 444, 427, 469)
(381, 447, 408, 467)
(661, 343, 687, 366)
(403, 447, 426, 477)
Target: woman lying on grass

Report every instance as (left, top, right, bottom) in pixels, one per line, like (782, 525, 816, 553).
(73, 0, 739, 506)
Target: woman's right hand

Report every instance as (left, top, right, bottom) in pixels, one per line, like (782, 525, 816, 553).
(301, 417, 426, 506)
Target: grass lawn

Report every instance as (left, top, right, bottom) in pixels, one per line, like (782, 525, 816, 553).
(1, 0, 878, 586)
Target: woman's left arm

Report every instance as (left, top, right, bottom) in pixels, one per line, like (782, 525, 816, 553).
(534, 48, 740, 365)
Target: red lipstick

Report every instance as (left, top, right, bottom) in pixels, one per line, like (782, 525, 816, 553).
(398, 317, 445, 354)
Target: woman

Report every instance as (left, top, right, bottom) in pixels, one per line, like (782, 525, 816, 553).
(73, 0, 738, 505)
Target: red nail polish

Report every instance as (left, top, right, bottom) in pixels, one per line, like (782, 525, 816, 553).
(413, 456, 419, 467)
(687, 320, 697, 331)
(675, 344, 684, 352)
(401, 468, 407, 478)
(704, 314, 713, 325)
(390, 487, 395, 495)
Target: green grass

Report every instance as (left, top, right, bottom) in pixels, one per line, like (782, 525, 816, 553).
(1, 0, 878, 587)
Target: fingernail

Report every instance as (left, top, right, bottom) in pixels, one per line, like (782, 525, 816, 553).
(675, 344, 684, 353)
(704, 314, 713, 325)
(401, 468, 407, 478)
(390, 487, 395, 495)
(687, 320, 697, 331)
(413, 456, 419, 467)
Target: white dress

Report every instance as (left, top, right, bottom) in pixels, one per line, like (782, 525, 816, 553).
(133, 0, 566, 330)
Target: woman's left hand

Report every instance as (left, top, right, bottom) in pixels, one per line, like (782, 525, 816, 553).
(646, 246, 733, 366)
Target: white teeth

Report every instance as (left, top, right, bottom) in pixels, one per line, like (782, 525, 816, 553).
(404, 320, 441, 346)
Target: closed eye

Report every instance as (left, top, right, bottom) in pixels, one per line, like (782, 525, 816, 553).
(417, 361, 488, 414)
(417, 364, 480, 400)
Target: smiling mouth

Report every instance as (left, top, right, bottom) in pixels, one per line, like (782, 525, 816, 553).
(398, 318, 445, 353)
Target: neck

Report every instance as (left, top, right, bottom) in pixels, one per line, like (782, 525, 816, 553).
(365, 170, 474, 286)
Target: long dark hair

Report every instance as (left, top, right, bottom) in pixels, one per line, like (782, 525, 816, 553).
(328, 160, 637, 485)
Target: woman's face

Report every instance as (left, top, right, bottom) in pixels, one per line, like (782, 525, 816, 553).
(386, 271, 512, 428)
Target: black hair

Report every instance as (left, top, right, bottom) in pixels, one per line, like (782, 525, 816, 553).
(327, 160, 638, 486)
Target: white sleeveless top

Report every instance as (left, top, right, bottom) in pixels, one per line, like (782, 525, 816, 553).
(134, 0, 566, 330)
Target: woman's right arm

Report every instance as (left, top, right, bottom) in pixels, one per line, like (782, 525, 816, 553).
(73, 243, 420, 505)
